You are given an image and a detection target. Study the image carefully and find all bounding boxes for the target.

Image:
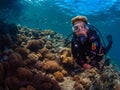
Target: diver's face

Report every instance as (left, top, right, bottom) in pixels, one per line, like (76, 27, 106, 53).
(72, 21, 88, 37)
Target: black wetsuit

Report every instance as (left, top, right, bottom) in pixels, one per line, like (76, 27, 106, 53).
(71, 29, 112, 68)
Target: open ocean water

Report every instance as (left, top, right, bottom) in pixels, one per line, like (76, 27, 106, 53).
(0, 0, 120, 68)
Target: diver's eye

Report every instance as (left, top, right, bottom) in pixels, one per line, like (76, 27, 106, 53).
(74, 26, 79, 30)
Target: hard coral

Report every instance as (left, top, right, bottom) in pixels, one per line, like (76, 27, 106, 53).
(28, 53, 39, 63)
(44, 53, 57, 60)
(39, 47, 50, 55)
(5, 76, 20, 90)
(19, 85, 36, 90)
(36, 52, 42, 60)
(45, 40, 53, 49)
(42, 60, 62, 73)
(15, 47, 29, 59)
(79, 77, 92, 89)
(41, 29, 55, 36)
(59, 48, 72, 57)
(73, 75, 80, 82)
(0, 63, 4, 74)
(59, 48, 74, 66)
(74, 82, 84, 90)
(53, 71, 64, 82)
(26, 39, 44, 52)
(61, 56, 74, 64)
(114, 81, 120, 90)
(17, 67, 33, 81)
(33, 73, 61, 90)
(0, 63, 4, 84)
(61, 69, 68, 76)
(8, 52, 24, 71)
(34, 61, 43, 70)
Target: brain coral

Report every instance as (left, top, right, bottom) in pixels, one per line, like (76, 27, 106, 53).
(28, 53, 39, 63)
(26, 39, 44, 52)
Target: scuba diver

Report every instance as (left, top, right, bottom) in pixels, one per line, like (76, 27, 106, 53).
(69, 16, 113, 70)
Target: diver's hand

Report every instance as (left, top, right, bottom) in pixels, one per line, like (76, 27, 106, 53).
(83, 63, 92, 70)
(106, 34, 112, 42)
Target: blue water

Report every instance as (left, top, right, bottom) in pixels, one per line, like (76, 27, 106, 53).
(0, 0, 120, 67)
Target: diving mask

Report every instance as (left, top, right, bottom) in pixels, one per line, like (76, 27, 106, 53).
(72, 24, 88, 32)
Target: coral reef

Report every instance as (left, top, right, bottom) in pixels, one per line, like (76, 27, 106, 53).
(0, 25, 120, 90)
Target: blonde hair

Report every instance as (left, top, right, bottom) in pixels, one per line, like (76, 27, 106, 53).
(71, 16, 88, 25)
